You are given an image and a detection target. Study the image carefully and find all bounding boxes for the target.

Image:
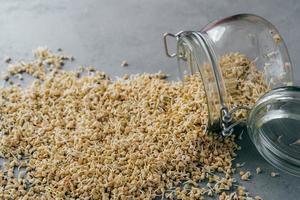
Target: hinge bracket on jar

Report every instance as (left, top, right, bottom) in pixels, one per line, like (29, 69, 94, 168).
(221, 105, 251, 136)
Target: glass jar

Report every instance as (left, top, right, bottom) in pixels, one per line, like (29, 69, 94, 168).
(163, 14, 300, 176)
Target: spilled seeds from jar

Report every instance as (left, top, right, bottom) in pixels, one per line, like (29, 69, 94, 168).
(0, 48, 268, 199)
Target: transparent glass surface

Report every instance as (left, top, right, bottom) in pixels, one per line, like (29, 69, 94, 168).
(248, 87, 300, 177)
(177, 33, 227, 129)
(202, 14, 293, 88)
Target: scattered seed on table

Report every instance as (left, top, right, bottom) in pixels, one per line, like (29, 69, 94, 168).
(270, 172, 279, 177)
(256, 167, 262, 174)
(255, 195, 263, 200)
(4, 56, 11, 63)
(121, 60, 128, 66)
(236, 162, 245, 168)
(241, 171, 251, 181)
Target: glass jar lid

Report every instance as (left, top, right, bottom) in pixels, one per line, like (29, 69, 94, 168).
(247, 86, 300, 177)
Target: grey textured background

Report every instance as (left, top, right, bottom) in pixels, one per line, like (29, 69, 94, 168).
(0, 0, 299, 199)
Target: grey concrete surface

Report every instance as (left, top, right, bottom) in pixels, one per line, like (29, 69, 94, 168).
(0, 0, 299, 199)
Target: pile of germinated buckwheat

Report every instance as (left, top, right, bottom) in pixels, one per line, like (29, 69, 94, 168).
(0, 48, 268, 199)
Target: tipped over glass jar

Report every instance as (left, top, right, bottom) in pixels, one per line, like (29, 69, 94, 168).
(163, 14, 300, 177)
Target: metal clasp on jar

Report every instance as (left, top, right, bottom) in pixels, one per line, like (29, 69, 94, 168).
(221, 105, 251, 136)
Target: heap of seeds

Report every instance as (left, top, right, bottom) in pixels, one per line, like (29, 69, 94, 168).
(0, 48, 267, 199)
(219, 52, 269, 119)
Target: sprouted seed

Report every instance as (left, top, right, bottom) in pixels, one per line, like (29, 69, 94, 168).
(273, 33, 282, 45)
(256, 167, 262, 174)
(255, 195, 263, 200)
(2, 74, 9, 81)
(236, 162, 245, 168)
(237, 186, 246, 196)
(241, 171, 251, 181)
(121, 60, 129, 67)
(0, 48, 269, 199)
(290, 139, 300, 146)
(270, 172, 280, 177)
(4, 56, 11, 63)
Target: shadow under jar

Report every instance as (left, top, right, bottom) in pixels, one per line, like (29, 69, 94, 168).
(163, 14, 300, 177)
